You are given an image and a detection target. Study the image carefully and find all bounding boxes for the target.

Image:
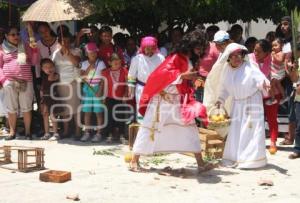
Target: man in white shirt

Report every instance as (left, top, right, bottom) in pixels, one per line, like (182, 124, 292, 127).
(127, 36, 165, 123)
(36, 22, 60, 78)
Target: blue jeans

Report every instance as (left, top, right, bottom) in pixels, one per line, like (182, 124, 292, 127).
(294, 102, 300, 153)
(289, 91, 296, 122)
(282, 77, 296, 122)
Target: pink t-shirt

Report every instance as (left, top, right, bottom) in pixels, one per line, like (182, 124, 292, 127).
(0, 43, 37, 85)
(198, 42, 220, 77)
(248, 53, 271, 78)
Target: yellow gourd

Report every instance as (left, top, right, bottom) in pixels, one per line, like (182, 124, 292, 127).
(211, 115, 219, 122)
(218, 114, 225, 121)
(124, 152, 133, 163)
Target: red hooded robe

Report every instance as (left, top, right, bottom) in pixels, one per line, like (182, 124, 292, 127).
(139, 53, 208, 126)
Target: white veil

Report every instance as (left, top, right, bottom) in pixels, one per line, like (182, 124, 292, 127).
(203, 43, 248, 113)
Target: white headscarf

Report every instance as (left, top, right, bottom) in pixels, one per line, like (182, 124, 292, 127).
(217, 43, 248, 65)
(203, 43, 248, 112)
(2, 40, 27, 65)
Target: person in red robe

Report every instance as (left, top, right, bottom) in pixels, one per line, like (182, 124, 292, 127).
(129, 30, 214, 173)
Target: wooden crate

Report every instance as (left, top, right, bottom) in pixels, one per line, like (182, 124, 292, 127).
(128, 123, 140, 150)
(40, 170, 71, 183)
(0, 146, 12, 165)
(0, 146, 45, 172)
(199, 128, 225, 159)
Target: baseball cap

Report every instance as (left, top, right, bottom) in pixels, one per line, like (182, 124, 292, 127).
(85, 42, 99, 53)
(213, 31, 230, 43)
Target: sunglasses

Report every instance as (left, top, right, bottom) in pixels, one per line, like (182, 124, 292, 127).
(8, 33, 20, 37)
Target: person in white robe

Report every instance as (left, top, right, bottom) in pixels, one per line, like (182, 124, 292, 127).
(128, 37, 165, 123)
(216, 43, 269, 169)
(203, 31, 233, 137)
(203, 30, 232, 112)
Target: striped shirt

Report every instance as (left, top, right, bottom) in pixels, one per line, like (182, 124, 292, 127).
(0, 44, 37, 84)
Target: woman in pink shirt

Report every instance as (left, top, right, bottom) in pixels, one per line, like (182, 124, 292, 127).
(198, 42, 220, 77)
(0, 26, 38, 140)
(195, 30, 219, 102)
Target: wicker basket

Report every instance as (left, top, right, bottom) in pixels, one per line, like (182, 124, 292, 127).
(207, 106, 230, 131)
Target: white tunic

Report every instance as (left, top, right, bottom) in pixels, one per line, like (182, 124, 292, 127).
(128, 53, 165, 123)
(36, 39, 60, 78)
(133, 81, 201, 155)
(52, 48, 81, 83)
(218, 62, 268, 169)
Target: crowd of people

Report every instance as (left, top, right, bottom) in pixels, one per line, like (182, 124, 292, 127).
(0, 15, 300, 172)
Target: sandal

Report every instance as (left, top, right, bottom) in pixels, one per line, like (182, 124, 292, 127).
(128, 162, 145, 172)
(198, 163, 218, 173)
(4, 134, 16, 141)
(279, 139, 294, 145)
(288, 152, 300, 159)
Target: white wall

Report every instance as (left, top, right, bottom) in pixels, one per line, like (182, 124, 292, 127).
(205, 19, 278, 39)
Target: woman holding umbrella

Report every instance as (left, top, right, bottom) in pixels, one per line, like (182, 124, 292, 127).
(52, 31, 82, 140)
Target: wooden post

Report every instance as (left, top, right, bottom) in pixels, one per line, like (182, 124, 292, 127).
(36, 148, 44, 168)
(4, 146, 11, 163)
(18, 150, 23, 171)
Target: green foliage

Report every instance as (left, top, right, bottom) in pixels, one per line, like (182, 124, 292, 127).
(86, 0, 300, 36)
(2, 0, 300, 36)
(0, 2, 8, 9)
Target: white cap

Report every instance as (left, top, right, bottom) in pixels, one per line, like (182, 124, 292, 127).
(213, 31, 230, 43)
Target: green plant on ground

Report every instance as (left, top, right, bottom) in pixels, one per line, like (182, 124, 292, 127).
(93, 148, 120, 157)
(149, 157, 166, 165)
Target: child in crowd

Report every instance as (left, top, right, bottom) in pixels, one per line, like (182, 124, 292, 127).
(39, 58, 61, 141)
(270, 38, 286, 103)
(98, 26, 125, 67)
(80, 43, 106, 142)
(102, 53, 128, 143)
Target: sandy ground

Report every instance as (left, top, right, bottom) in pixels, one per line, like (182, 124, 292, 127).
(0, 137, 299, 203)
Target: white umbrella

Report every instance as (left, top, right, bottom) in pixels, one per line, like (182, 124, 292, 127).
(22, 0, 93, 47)
(22, 0, 93, 22)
